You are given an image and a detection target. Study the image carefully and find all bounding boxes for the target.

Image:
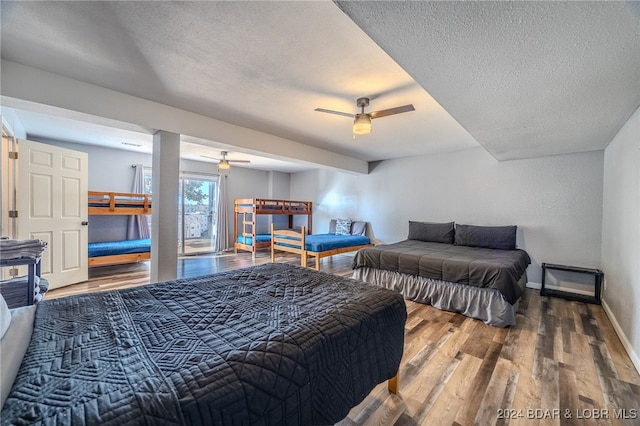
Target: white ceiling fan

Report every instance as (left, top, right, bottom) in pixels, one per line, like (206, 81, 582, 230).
(315, 97, 415, 135)
(200, 151, 250, 170)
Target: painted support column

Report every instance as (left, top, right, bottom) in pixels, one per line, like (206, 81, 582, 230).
(150, 130, 180, 282)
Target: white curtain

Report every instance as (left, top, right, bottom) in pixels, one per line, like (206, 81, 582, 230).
(127, 164, 151, 240)
(214, 174, 229, 252)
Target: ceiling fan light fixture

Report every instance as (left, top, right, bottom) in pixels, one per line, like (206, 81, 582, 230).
(353, 113, 372, 135)
(217, 160, 231, 170)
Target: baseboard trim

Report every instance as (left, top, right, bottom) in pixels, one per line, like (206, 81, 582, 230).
(526, 281, 541, 290)
(526, 281, 595, 296)
(601, 299, 640, 375)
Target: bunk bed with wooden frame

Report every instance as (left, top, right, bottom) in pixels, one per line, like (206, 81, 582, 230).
(87, 191, 152, 267)
(234, 198, 312, 257)
(271, 224, 373, 270)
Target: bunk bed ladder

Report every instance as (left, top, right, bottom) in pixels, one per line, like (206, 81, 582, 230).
(243, 210, 257, 258)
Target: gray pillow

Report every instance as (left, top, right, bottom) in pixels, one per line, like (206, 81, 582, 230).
(351, 221, 367, 236)
(454, 224, 517, 250)
(0, 305, 36, 408)
(0, 295, 10, 339)
(328, 219, 337, 234)
(408, 221, 455, 244)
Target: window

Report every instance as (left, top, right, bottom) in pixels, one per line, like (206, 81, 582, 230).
(144, 168, 219, 255)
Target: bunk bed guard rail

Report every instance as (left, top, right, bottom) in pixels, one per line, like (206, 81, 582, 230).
(88, 191, 152, 215)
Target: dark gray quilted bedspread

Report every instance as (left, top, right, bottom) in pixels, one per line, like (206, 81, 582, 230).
(352, 240, 530, 304)
(1, 263, 406, 425)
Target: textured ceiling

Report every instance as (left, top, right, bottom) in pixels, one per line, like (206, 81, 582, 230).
(1, 1, 638, 171)
(0, 0, 477, 171)
(336, 1, 640, 161)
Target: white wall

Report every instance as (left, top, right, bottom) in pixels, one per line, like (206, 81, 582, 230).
(291, 146, 604, 284)
(1, 109, 27, 139)
(601, 106, 640, 371)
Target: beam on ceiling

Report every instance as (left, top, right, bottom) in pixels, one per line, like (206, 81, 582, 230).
(0, 60, 368, 174)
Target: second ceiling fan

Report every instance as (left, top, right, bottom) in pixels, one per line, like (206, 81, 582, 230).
(201, 151, 250, 170)
(315, 97, 415, 135)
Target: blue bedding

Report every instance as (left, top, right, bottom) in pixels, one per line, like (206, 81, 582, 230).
(236, 234, 271, 245)
(88, 196, 151, 209)
(276, 233, 370, 252)
(88, 203, 151, 208)
(88, 239, 151, 258)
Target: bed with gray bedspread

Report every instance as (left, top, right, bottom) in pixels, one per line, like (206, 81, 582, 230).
(352, 222, 531, 327)
(1, 263, 406, 425)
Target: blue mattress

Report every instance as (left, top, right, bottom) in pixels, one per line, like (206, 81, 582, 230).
(276, 233, 370, 252)
(236, 234, 271, 245)
(238, 204, 282, 210)
(88, 203, 151, 208)
(88, 196, 151, 209)
(88, 239, 151, 258)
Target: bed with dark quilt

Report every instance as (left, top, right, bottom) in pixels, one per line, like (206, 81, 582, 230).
(1, 263, 406, 425)
(352, 221, 530, 327)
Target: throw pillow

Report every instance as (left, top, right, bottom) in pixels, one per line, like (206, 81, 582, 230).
(0, 295, 11, 339)
(454, 224, 517, 250)
(335, 218, 352, 235)
(350, 221, 367, 236)
(408, 221, 455, 244)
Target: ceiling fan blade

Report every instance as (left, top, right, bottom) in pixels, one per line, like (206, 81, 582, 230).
(314, 108, 355, 118)
(369, 104, 415, 119)
(200, 154, 250, 164)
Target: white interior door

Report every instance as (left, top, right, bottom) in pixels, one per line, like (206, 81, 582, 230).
(17, 139, 88, 289)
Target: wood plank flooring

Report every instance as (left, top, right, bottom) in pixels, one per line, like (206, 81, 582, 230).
(46, 251, 640, 426)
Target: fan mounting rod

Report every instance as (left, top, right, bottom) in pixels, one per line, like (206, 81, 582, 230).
(356, 97, 370, 112)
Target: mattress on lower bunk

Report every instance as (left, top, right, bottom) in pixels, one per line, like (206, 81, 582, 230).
(277, 234, 370, 252)
(88, 239, 151, 258)
(236, 234, 271, 245)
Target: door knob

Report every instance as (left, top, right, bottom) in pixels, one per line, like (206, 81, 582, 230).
(81, 221, 89, 226)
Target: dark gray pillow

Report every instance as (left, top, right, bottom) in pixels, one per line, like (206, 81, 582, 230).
(454, 224, 517, 250)
(408, 221, 455, 244)
(329, 219, 337, 234)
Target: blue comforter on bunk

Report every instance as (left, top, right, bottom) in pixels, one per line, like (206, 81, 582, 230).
(88, 239, 151, 258)
(278, 234, 370, 252)
(236, 234, 271, 245)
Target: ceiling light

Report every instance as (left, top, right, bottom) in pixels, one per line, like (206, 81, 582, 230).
(121, 141, 142, 147)
(353, 113, 372, 135)
(217, 160, 231, 170)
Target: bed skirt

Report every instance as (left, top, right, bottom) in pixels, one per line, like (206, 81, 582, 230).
(353, 267, 526, 327)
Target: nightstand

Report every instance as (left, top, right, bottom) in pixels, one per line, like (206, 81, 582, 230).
(540, 262, 603, 304)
